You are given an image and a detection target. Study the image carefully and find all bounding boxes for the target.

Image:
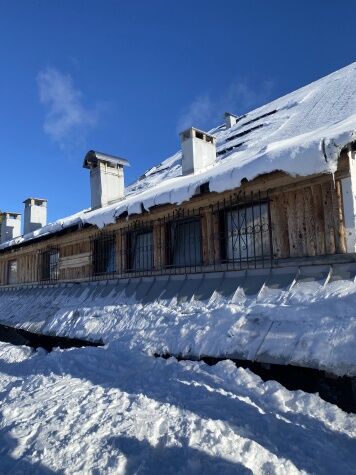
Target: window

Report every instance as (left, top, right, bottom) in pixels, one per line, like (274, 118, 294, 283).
(223, 203, 270, 262)
(40, 248, 59, 282)
(168, 218, 202, 267)
(7, 260, 17, 285)
(92, 234, 116, 276)
(127, 229, 153, 272)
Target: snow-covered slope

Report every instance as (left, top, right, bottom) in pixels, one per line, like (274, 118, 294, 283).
(0, 341, 355, 474)
(2, 62, 356, 249)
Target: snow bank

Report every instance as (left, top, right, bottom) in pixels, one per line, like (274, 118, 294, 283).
(0, 340, 355, 473)
(1, 267, 356, 377)
(1, 62, 356, 250)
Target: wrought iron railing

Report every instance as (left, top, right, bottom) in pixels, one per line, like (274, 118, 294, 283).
(89, 190, 272, 280)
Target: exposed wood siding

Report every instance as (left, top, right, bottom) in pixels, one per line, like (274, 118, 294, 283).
(270, 194, 290, 258)
(269, 179, 347, 258)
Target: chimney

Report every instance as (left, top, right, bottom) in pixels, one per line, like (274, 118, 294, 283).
(23, 198, 47, 234)
(180, 128, 216, 175)
(224, 112, 239, 129)
(83, 150, 130, 210)
(0, 212, 21, 244)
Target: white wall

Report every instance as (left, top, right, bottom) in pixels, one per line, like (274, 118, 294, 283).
(181, 129, 216, 175)
(0, 214, 21, 244)
(90, 162, 124, 209)
(341, 149, 356, 252)
(24, 200, 47, 235)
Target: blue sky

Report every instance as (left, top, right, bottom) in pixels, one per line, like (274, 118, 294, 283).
(0, 0, 355, 224)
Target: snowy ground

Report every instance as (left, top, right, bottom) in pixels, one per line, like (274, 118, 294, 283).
(0, 340, 355, 474)
(1, 269, 356, 472)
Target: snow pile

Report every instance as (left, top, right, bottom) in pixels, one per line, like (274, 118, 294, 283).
(42, 277, 356, 377)
(1, 268, 356, 377)
(2, 62, 356, 250)
(0, 340, 355, 474)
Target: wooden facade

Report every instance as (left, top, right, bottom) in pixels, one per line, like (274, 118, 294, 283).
(0, 152, 352, 286)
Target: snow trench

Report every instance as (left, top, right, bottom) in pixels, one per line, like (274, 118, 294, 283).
(0, 322, 102, 351)
(155, 353, 355, 413)
(0, 319, 352, 412)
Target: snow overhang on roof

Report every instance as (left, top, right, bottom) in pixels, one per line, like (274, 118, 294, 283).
(83, 150, 130, 169)
(1, 62, 356, 251)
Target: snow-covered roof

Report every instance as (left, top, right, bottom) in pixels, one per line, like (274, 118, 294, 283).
(2, 62, 356, 250)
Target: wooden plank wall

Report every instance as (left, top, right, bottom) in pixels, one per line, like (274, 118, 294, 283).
(269, 179, 346, 258)
(59, 240, 91, 281)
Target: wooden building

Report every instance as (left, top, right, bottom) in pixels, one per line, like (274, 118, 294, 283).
(1, 64, 356, 287)
(0, 147, 355, 287)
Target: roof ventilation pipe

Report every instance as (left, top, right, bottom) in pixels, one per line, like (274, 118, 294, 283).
(224, 112, 239, 129)
(180, 127, 216, 175)
(23, 198, 47, 235)
(83, 150, 130, 210)
(0, 212, 21, 244)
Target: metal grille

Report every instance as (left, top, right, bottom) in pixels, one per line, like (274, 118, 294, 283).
(126, 228, 153, 273)
(89, 190, 272, 280)
(166, 217, 202, 269)
(91, 233, 116, 279)
(39, 248, 59, 283)
(213, 190, 272, 270)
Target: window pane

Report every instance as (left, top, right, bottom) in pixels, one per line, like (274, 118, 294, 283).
(7, 260, 17, 284)
(49, 251, 59, 280)
(226, 203, 270, 261)
(131, 231, 153, 271)
(41, 249, 59, 281)
(93, 236, 116, 275)
(172, 219, 201, 267)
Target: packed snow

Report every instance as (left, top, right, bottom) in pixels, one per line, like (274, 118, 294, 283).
(2, 62, 356, 250)
(0, 340, 355, 474)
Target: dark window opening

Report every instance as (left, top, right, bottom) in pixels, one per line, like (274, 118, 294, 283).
(195, 131, 204, 140)
(7, 260, 17, 285)
(237, 109, 277, 129)
(40, 248, 59, 282)
(126, 229, 153, 272)
(217, 141, 244, 157)
(226, 123, 264, 143)
(92, 234, 116, 276)
(198, 182, 210, 195)
(167, 218, 202, 268)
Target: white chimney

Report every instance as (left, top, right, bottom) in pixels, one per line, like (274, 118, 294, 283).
(23, 198, 47, 234)
(83, 150, 130, 210)
(224, 112, 239, 129)
(0, 212, 21, 244)
(180, 128, 216, 175)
